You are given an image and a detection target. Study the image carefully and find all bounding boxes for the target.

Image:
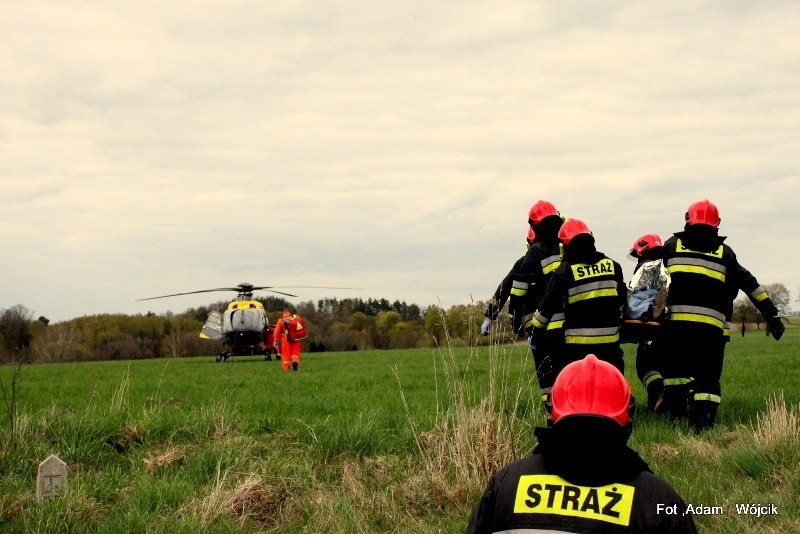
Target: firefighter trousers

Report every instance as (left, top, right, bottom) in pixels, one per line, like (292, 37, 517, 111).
(529, 331, 557, 401)
(660, 323, 724, 431)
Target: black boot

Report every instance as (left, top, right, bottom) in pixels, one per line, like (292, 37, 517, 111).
(646, 378, 664, 412)
(689, 400, 718, 433)
(292, 362, 298, 371)
(656, 384, 690, 420)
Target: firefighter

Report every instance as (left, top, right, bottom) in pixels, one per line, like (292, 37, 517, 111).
(624, 234, 670, 411)
(531, 218, 627, 375)
(273, 310, 306, 371)
(508, 200, 564, 401)
(466, 354, 698, 534)
(659, 200, 784, 431)
(481, 228, 536, 336)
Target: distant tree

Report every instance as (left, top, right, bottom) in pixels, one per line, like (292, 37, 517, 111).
(162, 315, 205, 358)
(389, 321, 423, 349)
(0, 305, 34, 360)
(30, 323, 89, 363)
(732, 297, 762, 329)
(376, 311, 402, 348)
(764, 283, 791, 317)
(348, 312, 375, 350)
(423, 306, 446, 346)
(405, 303, 422, 322)
(327, 322, 355, 351)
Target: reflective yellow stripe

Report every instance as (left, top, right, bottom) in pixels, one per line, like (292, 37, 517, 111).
(542, 261, 561, 274)
(663, 377, 693, 386)
(644, 373, 663, 387)
(694, 393, 721, 403)
(511, 281, 529, 297)
(566, 334, 620, 344)
(667, 264, 726, 282)
(750, 286, 769, 302)
(542, 263, 559, 274)
(670, 313, 725, 330)
(531, 311, 550, 329)
(545, 313, 564, 331)
(567, 288, 617, 304)
(522, 313, 534, 328)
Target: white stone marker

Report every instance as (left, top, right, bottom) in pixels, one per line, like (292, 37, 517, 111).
(37, 454, 68, 503)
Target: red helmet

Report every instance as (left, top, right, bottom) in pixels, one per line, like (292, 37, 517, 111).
(685, 199, 720, 228)
(629, 233, 663, 258)
(528, 200, 560, 227)
(526, 227, 536, 246)
(558, 218, 592, 246)
(550, 354, 632, 427)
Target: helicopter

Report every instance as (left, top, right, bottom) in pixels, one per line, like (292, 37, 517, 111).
(138, 282, 352, 362)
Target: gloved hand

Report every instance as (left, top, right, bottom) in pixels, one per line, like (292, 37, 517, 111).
(480, 317, 492, 336)
(768, 316, 785, 341)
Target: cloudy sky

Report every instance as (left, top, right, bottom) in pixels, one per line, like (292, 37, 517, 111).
(2, 1, 799, 322)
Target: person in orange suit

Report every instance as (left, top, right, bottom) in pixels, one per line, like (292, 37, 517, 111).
(273, 310, 305, 371)
(262, 324, 278, 361)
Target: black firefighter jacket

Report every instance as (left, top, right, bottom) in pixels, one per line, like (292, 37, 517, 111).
(661, 228, 780, 337)
(466, 422, 697, 534)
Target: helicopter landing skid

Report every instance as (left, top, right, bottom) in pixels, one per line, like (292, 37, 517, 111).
(215, 352, 231, 363)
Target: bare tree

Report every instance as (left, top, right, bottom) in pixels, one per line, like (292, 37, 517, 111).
(733, 297, 762, 329)
(764, 283, 791, 317)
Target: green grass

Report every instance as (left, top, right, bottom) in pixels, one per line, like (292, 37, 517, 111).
(1, 326, 798, 532)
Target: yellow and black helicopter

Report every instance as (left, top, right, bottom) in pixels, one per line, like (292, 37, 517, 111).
(138, 282, 349, 362)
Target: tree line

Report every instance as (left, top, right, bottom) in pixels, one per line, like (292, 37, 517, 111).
(0, 298, 497, 364)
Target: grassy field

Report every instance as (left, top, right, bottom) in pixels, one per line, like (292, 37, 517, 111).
(1, 324, 799, 532)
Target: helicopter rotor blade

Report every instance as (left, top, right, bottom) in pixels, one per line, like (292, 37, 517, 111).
(137, 285, 359, 302)
(136, 288, 239, 301)
(263, 289, 299, 297)
(250, 286, 361, 291)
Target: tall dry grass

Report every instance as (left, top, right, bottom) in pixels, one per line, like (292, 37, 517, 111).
(398, 306, 538, 511)
(752, 393, 800, 453)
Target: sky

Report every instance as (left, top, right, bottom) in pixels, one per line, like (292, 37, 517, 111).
(2, 1, 799, 322)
